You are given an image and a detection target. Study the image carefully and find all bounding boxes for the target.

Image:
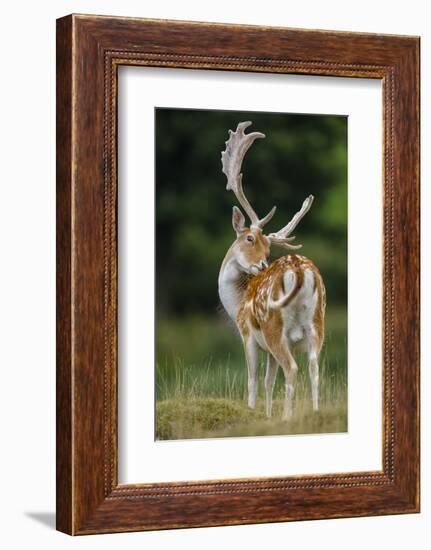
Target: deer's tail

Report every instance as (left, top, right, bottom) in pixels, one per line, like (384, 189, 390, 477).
(268, 270, 301, 309)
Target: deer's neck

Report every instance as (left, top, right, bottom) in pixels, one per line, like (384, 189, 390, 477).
(218, 250, 250, 322)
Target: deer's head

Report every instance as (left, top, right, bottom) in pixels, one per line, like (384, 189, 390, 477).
(229, 207, 271, 275)
(221, 121, 314, 276)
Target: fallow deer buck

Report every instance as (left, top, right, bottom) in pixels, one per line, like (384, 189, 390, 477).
(218, 121, 326, 421)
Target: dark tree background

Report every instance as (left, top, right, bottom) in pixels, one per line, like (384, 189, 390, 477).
(155, 107, 347, 317)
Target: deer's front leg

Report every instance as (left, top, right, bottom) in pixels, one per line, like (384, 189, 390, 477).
(243, 336, 259, 409)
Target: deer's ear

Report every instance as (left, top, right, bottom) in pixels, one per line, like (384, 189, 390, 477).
(232, 206, 246, 236)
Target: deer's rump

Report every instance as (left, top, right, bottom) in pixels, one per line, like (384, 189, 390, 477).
(239, 254, 325, 353)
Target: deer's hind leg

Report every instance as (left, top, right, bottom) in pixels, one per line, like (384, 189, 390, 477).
(306, 284, 325, 412)
(279, 344, 299, 421)
(264, 354, 278, 418)
(261, 323, 298, 421)
(308, 340, 320, 412)
(307, 326, 325, 412)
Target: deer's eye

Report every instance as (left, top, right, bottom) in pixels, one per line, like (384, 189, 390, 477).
(246, 235, 254, 243)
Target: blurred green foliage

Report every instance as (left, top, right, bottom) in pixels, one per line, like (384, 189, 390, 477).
(156, 108, 347, 315)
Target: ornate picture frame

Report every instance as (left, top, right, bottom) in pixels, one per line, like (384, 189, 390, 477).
(56, 14, 420, 534)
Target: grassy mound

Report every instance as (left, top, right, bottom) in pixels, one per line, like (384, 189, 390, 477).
(156, 397, 347, 440)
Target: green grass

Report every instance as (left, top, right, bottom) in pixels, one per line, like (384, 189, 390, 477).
(155, 307, 347, 440)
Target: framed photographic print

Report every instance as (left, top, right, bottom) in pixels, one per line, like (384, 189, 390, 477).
(56, 14, 420, 535)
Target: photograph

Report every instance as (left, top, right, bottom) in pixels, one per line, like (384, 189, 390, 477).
(155, 108, 348, 440)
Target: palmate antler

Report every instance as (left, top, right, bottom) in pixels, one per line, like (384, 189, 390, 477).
(221, 121, 276, 229)
(221, 121, 314, 250)
(267, 195, 314, 250)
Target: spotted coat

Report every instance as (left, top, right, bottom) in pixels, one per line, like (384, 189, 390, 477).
(237, 254, 326, 349)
